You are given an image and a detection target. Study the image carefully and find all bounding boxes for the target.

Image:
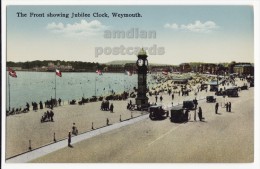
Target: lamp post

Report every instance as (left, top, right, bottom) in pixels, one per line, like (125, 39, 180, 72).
(8, 73, 10, 111)
(216, 66, 219, 92)
(95, 76, 97, 96)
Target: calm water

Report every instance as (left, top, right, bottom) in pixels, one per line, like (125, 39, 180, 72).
(6, 72, 154, 109)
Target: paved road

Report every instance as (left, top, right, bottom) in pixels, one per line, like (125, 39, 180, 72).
(31, 88, 254, 163)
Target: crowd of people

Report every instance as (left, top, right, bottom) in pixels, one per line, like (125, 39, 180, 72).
(100, 100, 114, 112)
(7, 98, 62, 116)
(41, 110, 55, 123)
(146, 73, 253, 123)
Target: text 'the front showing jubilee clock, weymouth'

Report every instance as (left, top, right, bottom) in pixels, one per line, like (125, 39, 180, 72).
(135, 48, 149, 109)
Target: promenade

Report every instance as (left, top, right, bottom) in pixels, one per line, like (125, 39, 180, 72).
(5, 77, 253, 162)
(6, 114, 149, 163)
(32, 87, 253, 163)
(6, 99, 146, 159)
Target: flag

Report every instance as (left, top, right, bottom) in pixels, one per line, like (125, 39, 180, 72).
(162, 70, 168, 75)
(56, 69, 62, 77)
(96, 69, 102, 75)
(125, 70, 132, 76)
(8, 67, 17, 78)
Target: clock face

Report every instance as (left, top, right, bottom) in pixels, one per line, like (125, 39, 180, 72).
(137, 59, 143, 66)
(144, 59, 148, 66)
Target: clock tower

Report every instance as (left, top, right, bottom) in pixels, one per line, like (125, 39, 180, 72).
(135, 48, 149, 109)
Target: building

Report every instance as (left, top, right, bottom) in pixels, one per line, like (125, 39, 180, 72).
(233, 64, 254, 76)
(9, 67, 22, 71)
(106, 64, 124, 72)
(179, 63, 192, 73)
(47, 62, 74, 71)
(150, 65, 172, 72)
(124, 63, 137, 73)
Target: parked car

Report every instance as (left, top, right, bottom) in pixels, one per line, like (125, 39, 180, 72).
(240, 85, 248, 90)
(225, 87, 239, 97)
(148, 105, 168, 120)
(170, 106, 187, 123)
(215, 88, 226, 96)
(206, 96, 216, 103)
(182, 100, 195, 110)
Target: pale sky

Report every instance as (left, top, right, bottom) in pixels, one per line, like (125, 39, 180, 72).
(7, 5, 254, 64)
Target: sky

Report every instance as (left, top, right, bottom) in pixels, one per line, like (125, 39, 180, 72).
(7, 5, 254, 65)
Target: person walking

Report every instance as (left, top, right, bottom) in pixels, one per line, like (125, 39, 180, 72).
(50, 110, 54, 121)
(110, 103, 114, 113)
(225, 102, 229, 112)
(215, 102, 219, 114)
(184, 110, 190, 122)
(160, 95, 163, 102)
(26, 102, 30, 111)
(155, 95, 158, 103)
(68, 131, 72, 147)
(39, 101, 43, 109)
(58, 98, 61, 106)
(193, 98, 198, 109)
(172, 93, 174, 100)
(198, 107, 203, 121)
(228, 102, 232, 112)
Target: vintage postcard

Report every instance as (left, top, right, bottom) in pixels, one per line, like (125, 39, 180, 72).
(1, 1, 259, 169)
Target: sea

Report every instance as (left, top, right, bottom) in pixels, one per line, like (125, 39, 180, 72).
(5, 71, 154, 109)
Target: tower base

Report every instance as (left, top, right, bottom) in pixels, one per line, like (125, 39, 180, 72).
(135, 97, 149, 110)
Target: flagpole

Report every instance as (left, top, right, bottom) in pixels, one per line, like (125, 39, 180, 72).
(95, 76, 96, 96)
(8, 72, 11, 111)
(55, 70, 56, 101)
(123, 74, 125, 92)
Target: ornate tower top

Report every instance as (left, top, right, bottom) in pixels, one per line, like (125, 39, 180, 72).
(138, 48, 147, 56)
